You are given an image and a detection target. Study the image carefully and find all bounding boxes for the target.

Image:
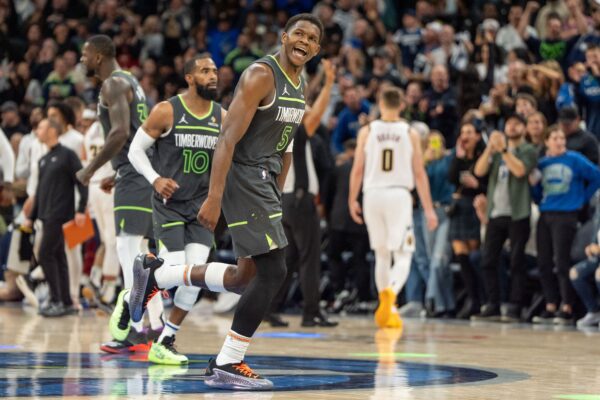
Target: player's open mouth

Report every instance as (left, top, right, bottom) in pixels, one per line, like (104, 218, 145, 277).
(293, 47, 308, 58)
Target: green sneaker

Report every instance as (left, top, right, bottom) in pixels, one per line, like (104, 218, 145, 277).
(109, 289, 131, 341)
(148, 336, 189, 365)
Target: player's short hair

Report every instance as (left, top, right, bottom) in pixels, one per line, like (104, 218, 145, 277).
(47, 100, 76, 127)
(46, 118, 64, 136)
(284, 13, 324, 43)
(87, 34, 116, 58)
(184, 53, 213, 75)
(380, 87, 403, 109)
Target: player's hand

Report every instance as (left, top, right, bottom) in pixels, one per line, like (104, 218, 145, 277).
(322, 58, 336, 87)
(22, 218, 33, 231)
(74, 212, 86, 227)
(198, 196, 221, 232)
(424, 208, 438, 231)
(153, 177, 179, 200)
(100, 176, 116, 193)
(349, 200, 364, 225)
(76, 168, 93, 186)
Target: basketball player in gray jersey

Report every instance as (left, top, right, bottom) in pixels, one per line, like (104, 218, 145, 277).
(128, 14, 323, 389)
(127, 54, 224, 365)
(77, 35, 164, 353)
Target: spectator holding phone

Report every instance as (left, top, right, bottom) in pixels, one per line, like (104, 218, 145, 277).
(447, 122, 486, 319)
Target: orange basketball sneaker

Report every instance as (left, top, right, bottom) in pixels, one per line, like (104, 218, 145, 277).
(375, 288, 396, 328)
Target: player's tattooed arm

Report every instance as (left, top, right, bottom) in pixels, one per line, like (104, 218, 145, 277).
(198, 63, 274, 231)
(76, 77, 131, 185)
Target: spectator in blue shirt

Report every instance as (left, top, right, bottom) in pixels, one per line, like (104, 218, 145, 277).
(393, 9, 423, 73)
(331, 86, 370, 153)
(531, 125, 600, 326)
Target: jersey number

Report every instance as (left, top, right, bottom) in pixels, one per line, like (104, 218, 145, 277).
(183, 149, 209, 174)
(137, 104, 148, 123)
(382, 149, 393, 172)
(276, 126, 292, 151)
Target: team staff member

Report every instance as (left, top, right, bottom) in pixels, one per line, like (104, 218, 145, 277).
(25, 119, 88, 317)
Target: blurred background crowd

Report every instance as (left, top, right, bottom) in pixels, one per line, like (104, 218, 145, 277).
(1, 0, 600, 328)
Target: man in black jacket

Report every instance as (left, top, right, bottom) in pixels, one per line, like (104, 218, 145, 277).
(559, 106, 599, 165)
(25, 118, 88, 317)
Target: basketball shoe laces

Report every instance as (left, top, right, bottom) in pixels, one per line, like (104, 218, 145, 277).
(233, 362, 259, 379)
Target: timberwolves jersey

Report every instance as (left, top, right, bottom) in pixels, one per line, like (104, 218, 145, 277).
(363, 120, 414, 192)
(233, 55, 305, 175)
(154, 95, 222, 201)
(98, 70, 149, 170)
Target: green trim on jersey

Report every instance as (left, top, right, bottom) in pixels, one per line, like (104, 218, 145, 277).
(178, 95, 213, 120)
(174, 125, 219, 133)
(269, 212, 282, 219)
(267, 55, 301, 90)
(114, 206, 153, 213)
(278, 97, 305, 104)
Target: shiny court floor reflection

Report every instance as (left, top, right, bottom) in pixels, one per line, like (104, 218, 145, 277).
(0, 303, 599, 399)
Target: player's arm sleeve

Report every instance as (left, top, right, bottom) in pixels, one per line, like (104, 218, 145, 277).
(0, 128, 15, 183)
(128, 127, 160, 185)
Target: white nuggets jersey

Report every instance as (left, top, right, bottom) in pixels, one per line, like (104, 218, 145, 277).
(84, 121, 115, 183)
(363, 120, 414, 192)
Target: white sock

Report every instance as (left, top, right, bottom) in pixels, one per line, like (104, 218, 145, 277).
(216, 330, 250, 365)
(158, 321, 179, 343)
(390, 251, 412, 294)
(147, 295, 164, 330)
(154, 264, 191, 289)
(116, 234, 144, 288)
(131, 319, 144, 333)
(374, 249, 392, 293)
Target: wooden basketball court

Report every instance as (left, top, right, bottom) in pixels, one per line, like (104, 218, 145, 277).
(0, 302, 598, 399)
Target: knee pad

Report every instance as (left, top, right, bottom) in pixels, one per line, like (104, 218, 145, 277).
(184, 243, 210, 264)
(174, 285, 200, 311)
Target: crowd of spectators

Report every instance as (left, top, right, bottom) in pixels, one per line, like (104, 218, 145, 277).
(1, 0, 600, 327)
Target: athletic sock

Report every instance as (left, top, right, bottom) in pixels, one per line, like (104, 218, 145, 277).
(216, 330, 251, 366)
(154, 264, 191, 289)
(390, 251, 412, 294)
(131, 319, 144, 333)
(147, 295, 164, 330)
(158, 321, 179, 343)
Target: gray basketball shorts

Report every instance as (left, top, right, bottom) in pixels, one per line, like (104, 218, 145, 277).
(152, 195, 213, 252)
(114, 164, 153, 238)
(221, 162, 288, 258)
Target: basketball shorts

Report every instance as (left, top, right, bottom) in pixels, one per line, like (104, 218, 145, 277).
(152, 195, 213, 252)
(222, 162, 287, 258)
(363, 187, 415, 252)
(114, 164, 153, 238)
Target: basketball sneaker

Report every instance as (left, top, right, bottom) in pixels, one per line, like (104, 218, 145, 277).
(375, 288, 395, 328)
(385, 312, 403, 329)
(148, 336, 189, 365)
(205, 358, 273, 390)
(109, 289, 131, 341)
(100, 328, 151, 354)
(147, 364, 189, 382)
(129, 253, 164, 323)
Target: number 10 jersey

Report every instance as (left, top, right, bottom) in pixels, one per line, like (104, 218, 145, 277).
(153, 95, 222, 201)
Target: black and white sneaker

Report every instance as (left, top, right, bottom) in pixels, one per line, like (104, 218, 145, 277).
(129, 253, 164, 323)
(553, 311, 574, 326)
(532, 310, 556, 324)
(204, 358, 273, 390)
